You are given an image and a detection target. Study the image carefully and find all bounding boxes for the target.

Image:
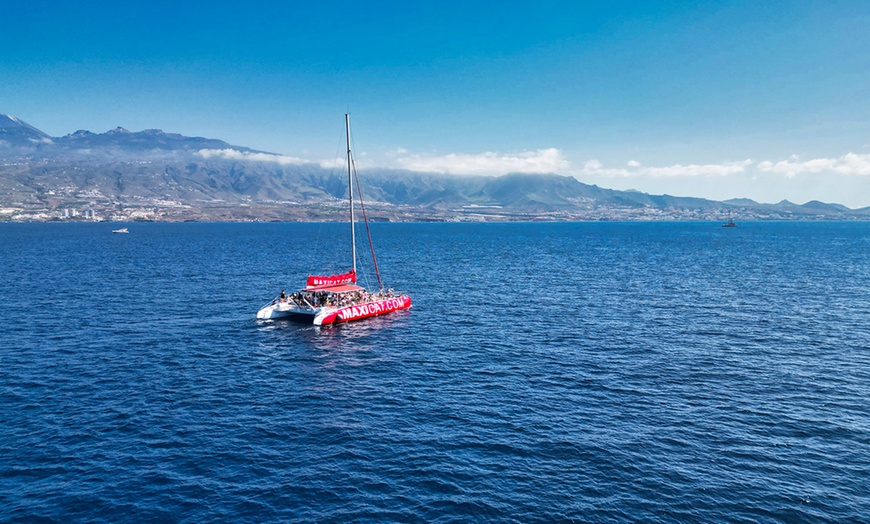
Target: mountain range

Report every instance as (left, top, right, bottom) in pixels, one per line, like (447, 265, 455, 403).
(1, 114, 867, 221)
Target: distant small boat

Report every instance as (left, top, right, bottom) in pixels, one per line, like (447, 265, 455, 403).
(722, 218, 737, 228)
(112, 228, 129, 234)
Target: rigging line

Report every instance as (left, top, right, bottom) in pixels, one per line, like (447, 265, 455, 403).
(352, 156, 383, 290)
(346, 116, 379, 290)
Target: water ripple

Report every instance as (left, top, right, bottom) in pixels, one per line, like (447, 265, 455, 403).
(1, 222, 869, 522)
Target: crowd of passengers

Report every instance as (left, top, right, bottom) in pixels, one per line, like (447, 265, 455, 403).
(276, 288, 396, 308)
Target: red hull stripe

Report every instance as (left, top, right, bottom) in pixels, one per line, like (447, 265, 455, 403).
(321, 295, 412, 325)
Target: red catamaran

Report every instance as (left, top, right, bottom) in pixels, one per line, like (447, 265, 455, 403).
(256, 115, 412, 325)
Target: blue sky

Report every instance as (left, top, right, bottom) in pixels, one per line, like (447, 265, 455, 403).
(2, 0, 869, 207)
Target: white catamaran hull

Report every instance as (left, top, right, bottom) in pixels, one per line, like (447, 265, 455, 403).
(256, 303, 321, 320)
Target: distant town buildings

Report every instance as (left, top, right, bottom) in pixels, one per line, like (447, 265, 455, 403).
(1, 197, 862, 223)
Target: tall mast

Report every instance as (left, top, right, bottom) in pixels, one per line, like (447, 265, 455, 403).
(346, 114, 357, 275)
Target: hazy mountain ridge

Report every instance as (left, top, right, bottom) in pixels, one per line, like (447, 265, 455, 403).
(0, 114, 254, 157)
(2, 114, 867, 220)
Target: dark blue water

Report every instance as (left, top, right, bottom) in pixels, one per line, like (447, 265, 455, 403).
(2, 221, 869, 522)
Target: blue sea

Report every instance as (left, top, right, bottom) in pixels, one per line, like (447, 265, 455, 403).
(1, 221, 869, 522)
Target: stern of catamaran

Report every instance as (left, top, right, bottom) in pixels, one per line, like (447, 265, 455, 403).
(256, 295, 322, 320)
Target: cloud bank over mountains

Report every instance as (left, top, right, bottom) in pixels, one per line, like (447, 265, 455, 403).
(387, 147, 570, 175)
(202, 143, 870, 181)
(381, 149, 870, 180)
(197, 148, 308, 166)
(757, 153, 870, 178)
(577, 159, 754, 178)
(192, 140, 869, 207)
(383, 149, 869, 208)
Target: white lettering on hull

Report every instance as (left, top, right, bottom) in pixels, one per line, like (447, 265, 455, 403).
(333, 297, 408, 322)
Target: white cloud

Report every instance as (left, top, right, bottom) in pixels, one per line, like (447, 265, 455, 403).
(389, 147, 569, 175)
(581, 153, 870, 181)
(644, 160, 753, 177)
(580, 159, 753, 178)
(571, 153, 869, 208)
(584, 159, 604, 170)
(317, 156, 349, 169)
(757, 153, 870, 177)
(197, 148, 308, 165)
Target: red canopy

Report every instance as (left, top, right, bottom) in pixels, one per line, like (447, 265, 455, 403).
(306, 284, 364, 293)
(306, 270, 356, 289)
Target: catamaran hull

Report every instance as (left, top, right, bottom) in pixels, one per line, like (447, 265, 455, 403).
(256, 304, 320, 320)
(257, 295, 411, 325)
(314, 295, 412, 326)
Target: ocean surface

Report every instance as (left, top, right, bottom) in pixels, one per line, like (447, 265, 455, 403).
(1, 221, 868, 522)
